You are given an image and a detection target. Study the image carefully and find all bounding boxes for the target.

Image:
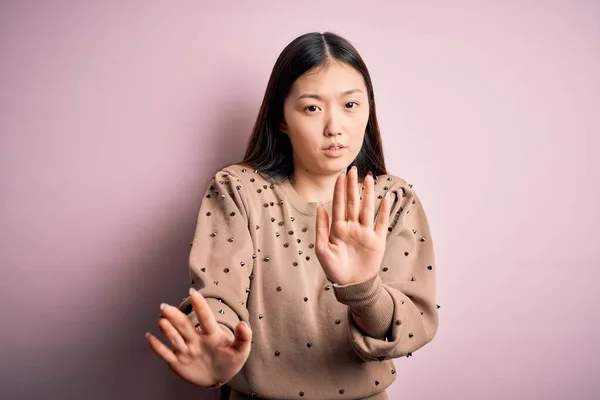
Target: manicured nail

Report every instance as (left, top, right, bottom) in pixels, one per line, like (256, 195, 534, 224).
(145, 332, 151, 339)
(189, 287, 195, 295)
(160, 303, 168, 311)
(367, 171, 373, 177)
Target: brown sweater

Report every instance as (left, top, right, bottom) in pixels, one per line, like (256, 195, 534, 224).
(177, 164, 439, 400)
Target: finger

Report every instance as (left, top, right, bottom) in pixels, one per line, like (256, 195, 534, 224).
(158, 316, 189, 353)
(160, 302, 198, 344)
(190, 288, 220, 335)
(375, 190, 392, 237)
(359, 172, 375, 228)
(229, 321, 253, 354)
(331, 171, 346, 224)
(346, 166, 360, 222)
(315, 203, 331, 252)
(146, 332, 178, 365)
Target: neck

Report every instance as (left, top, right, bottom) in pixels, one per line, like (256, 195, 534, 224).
(290, 168, 344, 203)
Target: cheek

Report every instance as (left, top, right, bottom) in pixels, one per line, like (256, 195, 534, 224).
(348, 112, 369, 141)
(287, 117, 321, 143)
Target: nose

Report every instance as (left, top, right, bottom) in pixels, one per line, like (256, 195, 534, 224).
(324, 110, 342, 137)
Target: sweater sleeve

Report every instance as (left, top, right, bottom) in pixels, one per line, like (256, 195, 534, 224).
(333, 182, 439, 361)
(176, 169, 255, 339)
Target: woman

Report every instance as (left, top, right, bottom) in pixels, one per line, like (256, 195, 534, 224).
(146, 31, 439, 400)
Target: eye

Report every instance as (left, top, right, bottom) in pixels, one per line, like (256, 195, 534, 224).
(304, 105, 321, 113)
(345, 101, 358, 109)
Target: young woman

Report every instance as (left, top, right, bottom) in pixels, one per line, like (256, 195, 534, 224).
(146, 31, 439, 400)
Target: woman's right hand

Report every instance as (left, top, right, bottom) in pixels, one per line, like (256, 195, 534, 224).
(146, 288, 252, 388)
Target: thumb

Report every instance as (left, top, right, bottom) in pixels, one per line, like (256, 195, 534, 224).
(229, 321, 252, 354)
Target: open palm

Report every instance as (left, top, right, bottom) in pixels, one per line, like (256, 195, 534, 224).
(146, 289, 252, 388)
(315, 167, 391, 286)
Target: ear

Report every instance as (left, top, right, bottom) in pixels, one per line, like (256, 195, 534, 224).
(279, 121, 288, 135)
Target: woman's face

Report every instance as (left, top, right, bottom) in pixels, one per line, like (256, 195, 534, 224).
(281, 62, 370, 177)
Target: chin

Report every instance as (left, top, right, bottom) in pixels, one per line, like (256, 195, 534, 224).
(320, 158, 353, 174)
(299, 152, 356, 176)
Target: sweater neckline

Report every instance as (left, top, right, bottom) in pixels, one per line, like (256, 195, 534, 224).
(277, 177, 333, 217)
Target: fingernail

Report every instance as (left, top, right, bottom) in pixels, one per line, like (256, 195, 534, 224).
(189, 287, 195, 295)
(367, 171, 373, 177)
(160, 303, 168, 311)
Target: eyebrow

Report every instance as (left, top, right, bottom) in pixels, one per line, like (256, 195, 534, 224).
(296, 89, 365, 101)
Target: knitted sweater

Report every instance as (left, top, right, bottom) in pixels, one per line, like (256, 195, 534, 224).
(177, 164, 439, 399)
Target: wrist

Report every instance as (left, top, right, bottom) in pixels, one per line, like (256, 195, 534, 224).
(332, 273, 382, 308)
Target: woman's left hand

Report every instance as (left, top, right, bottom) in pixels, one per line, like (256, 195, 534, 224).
(315, 166, 391, 286)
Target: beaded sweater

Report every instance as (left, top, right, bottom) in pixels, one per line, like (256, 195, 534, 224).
(177, 164, 439, 400)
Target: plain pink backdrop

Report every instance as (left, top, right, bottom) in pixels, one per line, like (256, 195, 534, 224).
(1, 1, 599, 399)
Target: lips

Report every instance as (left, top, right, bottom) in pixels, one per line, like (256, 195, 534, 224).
(323, 143, 347, 150)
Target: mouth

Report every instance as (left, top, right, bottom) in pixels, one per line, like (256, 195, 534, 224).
(321, 143, 348, 158)
(322, 144, 347, 150)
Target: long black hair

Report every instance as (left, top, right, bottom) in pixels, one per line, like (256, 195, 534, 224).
(242, 31, 387, 179)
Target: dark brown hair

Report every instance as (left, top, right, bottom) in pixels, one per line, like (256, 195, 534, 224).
(242, 31, 387, 179)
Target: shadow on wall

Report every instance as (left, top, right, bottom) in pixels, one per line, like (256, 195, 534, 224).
(157, 95, 255, 400)
(92, 95, 252, 399)
(0, 86, 255, 400)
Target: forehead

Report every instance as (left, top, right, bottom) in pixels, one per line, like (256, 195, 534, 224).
(289, 62, 367, 95)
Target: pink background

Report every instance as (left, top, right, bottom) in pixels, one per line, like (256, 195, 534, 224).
(1, 1, 599, 399)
